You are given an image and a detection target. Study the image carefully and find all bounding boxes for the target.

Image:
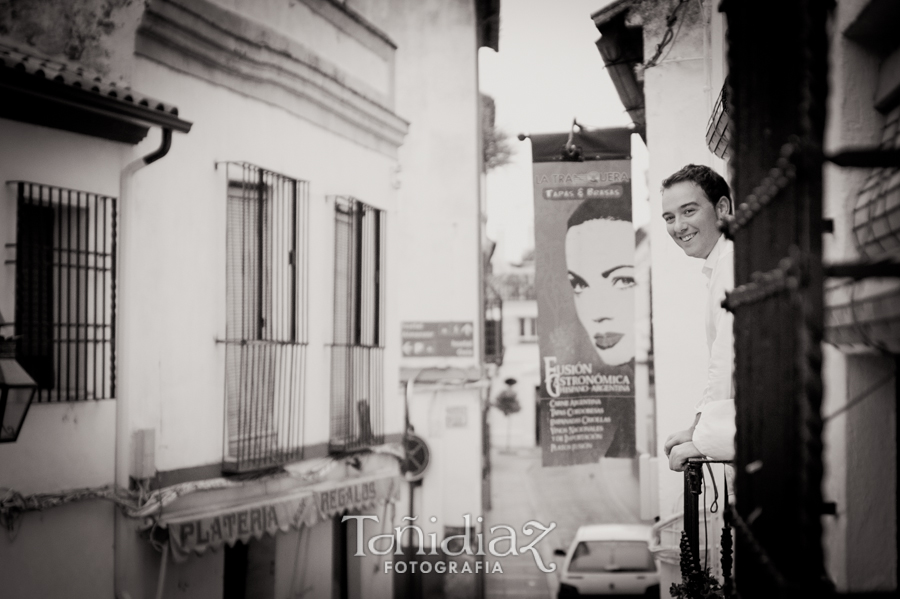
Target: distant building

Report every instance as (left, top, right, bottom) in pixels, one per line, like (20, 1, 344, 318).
(488, 265, 539, 449)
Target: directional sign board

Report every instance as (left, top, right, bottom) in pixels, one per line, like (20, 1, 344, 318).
(401, 321, 474, 357)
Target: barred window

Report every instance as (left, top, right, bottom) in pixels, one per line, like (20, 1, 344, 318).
(12, 182, 116, 402)
(223, 164, 308, 472)
(330, 197, 385, 452)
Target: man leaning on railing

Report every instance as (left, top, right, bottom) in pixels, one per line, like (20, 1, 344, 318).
(659, 164, 736, 469)
(657, 164, 737, 592)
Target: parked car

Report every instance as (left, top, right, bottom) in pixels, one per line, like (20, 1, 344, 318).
(554, 524, 660, 598)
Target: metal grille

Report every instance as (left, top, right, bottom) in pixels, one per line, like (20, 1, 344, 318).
(11, 181, 116, 402)
(853, 105, 900, 259)
(330, 197, 385, 452)
(485, 284, 503, 365)
(705, 78, 731, 159)
(824, 278, 900, 352)
(222, 163, 309, 472)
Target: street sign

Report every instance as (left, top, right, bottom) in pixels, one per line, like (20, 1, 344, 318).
(401, 321, 474, 357)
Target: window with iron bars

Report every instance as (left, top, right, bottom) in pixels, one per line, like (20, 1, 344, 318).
(330, 197, 385, 452)
(222, 163, 309, 472)
(11, 182, 117, 403)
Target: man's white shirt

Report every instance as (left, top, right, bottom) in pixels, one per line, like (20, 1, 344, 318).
(691, 234, 736, 462)
(696, 234, 735, 412)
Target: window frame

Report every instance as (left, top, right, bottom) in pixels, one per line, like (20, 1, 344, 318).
(221, 163, 309, 472)
(11, 181, 117, 403)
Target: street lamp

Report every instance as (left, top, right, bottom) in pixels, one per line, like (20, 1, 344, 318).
(0, 311, 37, 443)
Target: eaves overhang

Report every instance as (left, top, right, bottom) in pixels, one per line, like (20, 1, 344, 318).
(476, 0, 501, 51)
(0, 44, 192, 144)
(591, 1, 645, 138)
(591, 0, 637, 28)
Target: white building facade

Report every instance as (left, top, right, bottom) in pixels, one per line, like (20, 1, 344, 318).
(0, 0, 498, 597)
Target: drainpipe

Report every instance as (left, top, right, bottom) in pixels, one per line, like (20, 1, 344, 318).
(403, 371, 420, 598)
(142, 129, 173, 166)
(114, 127, 176, 599)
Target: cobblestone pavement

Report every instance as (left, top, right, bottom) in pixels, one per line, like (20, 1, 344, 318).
(484, 447, 643, 599)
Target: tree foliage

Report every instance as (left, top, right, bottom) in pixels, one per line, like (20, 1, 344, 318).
(481, 93, 514, 172)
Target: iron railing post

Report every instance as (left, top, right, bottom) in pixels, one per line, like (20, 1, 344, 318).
(684, 461, 704, 571)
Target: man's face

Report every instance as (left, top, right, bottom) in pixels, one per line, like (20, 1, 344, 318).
(661, 181, 724, 259)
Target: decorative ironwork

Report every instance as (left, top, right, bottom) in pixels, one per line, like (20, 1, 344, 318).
(828, 147, 900, 168)
(719, 142, 798, 238)
(330, 197, 385, 452)
(824, 260, 900, 279)
(723, 0, 829, 595)
(721, 504, 734, 597)
(683, 462, 704, 573)
(706, 79, 731, 159)
(824, 278, 900, 353)
(722, 255, 801, 311)
(221, 163, 309, 472)
(9, 181, 117, 402)
(851, 106, 900, 259)
(484, 284, 503, 365)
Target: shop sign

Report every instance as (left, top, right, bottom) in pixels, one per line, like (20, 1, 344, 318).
(401, 321, 474, 357)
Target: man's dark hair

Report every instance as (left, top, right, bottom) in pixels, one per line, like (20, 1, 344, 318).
(661, 164, 731, 209)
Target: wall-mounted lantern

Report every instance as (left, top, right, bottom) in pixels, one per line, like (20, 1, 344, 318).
(0, 311, 37, 443)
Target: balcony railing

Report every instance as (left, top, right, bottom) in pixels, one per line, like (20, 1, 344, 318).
(223, 340, 306, 472)
(329, 344, 384, 453)
(681, 459, 734, 597)
(485, 284, 503, 365)
(222, 163, 309, 473)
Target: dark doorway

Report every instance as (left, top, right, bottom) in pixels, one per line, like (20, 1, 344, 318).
(223, 535, 276, 599)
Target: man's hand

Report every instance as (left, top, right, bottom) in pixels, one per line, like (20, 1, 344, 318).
(664, 428, 694, 456)
(668, 442, 703, 472)
(664, 412, 703, 456)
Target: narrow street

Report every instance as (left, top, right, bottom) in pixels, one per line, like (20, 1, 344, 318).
(484, 447, 643, 599)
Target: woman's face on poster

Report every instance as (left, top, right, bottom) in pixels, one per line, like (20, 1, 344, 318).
(565, 218, 636, 366)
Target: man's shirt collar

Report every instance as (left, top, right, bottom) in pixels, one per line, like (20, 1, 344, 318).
(702, 234, 730, 279)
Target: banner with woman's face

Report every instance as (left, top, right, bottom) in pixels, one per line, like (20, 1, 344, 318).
(529, 128, 635, 464)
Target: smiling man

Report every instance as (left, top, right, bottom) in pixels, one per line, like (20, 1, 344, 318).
(659, 164, 735, 471)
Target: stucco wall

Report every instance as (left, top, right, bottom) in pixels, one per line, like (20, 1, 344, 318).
(409, 387, 484, 544)
(642, 0, 713, 511)
(638, 1, 725, 595)
(0, 501, 116, 599)
(385, 0, 484, 371)
(822, 0, 898, 591)
(0, 118, 123, 497)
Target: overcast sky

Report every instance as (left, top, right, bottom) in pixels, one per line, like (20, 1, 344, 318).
(479, 0, 650, 268)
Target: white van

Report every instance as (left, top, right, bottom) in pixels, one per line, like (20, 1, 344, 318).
(554, 524, 660, 598)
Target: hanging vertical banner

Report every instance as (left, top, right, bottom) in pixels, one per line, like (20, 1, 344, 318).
(531, 127, 636, 466)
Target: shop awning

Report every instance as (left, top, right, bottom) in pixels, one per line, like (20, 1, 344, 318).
(157, 472, 401, 562)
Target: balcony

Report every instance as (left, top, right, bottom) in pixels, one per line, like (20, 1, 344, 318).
(679, 460, 734, 597)
(329, 344, 384, 453)
(223, 340, 306, 472)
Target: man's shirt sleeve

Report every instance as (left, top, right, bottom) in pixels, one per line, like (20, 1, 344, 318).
(695, 253, 735, 411)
